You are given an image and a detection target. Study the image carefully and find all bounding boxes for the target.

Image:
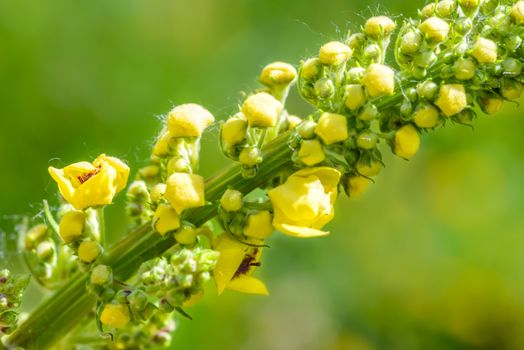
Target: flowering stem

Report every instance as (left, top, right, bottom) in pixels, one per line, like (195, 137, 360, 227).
(4, 132, 293, 349)
(97, 207, 105, 248)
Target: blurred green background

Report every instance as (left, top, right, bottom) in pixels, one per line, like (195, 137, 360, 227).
(1, 0, 524, 349)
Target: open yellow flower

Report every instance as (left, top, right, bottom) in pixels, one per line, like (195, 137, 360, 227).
(48, 154, 130, 210)
(268, 167, 341, 238)
(213, 234, 268, 295)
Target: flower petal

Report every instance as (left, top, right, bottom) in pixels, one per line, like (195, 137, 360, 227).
(226, 275, 269, 295)
(273, 221, 330, 238)
(214, 248, 245, 295)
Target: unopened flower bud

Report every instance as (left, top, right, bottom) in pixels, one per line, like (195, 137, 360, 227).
(344, 84, 367, 111)
(421, 3, 436, 17)
(459, 0, 480, 11)
(346, 67, 366, 84)
(501, 79, 524, 99)
(435, 84, 467, 117)
(137, 165, 160, 183)
(455, 109, 475, 124)
(344, 175, 372, 198)
(319, 41, 352, 66)
(90, 265, 112, 285)
(417, 80, 438, 100)
(36, 241, 55, 261)
(298, 139, 325, 166)
(414, 50, 437, 68)
(347, 33, 366, 50)
(400, 100, 413, 117)
(153, 204, 181, 236)
(167, 104, 215, 138)
(364, 16, 396, 39)
(175, 224, 197, 246)
(239, 146, 262, 167)
(362, 44, 381, 61)
(419, 17, 450, 42)
(100, 304, 130, 329)
(244, 211, 274, 240)
(287, 115, 302, 129)
(24, 224, 48, 250)
(502, 58, 522, 76)
(241, 92, 283, 128)
(400, 31, 423, 55)
(150, 183, 166, 204)
(504, 35, 522, 52)
(454, 58, 476, 80)
(478, 94, 504, 114)
(127, 180, 150, 203)
(260, 62, 297, 87)
(220, 189, 243, 212)
(362, 64, 395, 97)
(455, 17, 473, 35)
(356, 160, 382, 177)
(436, 0, 456, 17)
(512, 1, 524, 24)
(165, 172, 205, 214)
(78, 240, 102, 263)
(128, 289, 148, 311)
(167, 157, 191, 175)
(356, 131, 378, 150)
(315, 113, 348, 145)
(413, 104, 440, 128)
(471, 38, 497, 64)
(152, 130, 172, 158)
(300, 58, 321, 80)
(394, 124, 421, 160)
(314, 78, 335, 99)
(297, 120, 317, 139)
(59, 210, 86, 244)
(358, 103, 379, 121)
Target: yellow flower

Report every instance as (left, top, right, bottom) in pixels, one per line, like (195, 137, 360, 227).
(165, 172, 206, 214)
(393, 124, 420, 160)
(259, 61, 297, 86)
(100, 304, 130, 329)
(471, 38, 497, 64)
(345, 175, 371, 198)
(220, 189, 243, 212)
(244, 211, 274, 240)
(151, 128, 172, 158)
(362, 64, 395, 97)
(314, 112, 348, 145)
(435, 84, 467, 117)
(419, 17, 449, 42)
(319, 41, 352, 66)
(221, 115, 247, 148)
(298, 139, 325, 166)
(152, 204, 181, 236)
(478, 95, 504, 114)
(268, 167, 341, 237)
(167, 103, 215, 138)
(213, 234, 268, 295)
(48, 154, 130, 210)
(364, 16, 396, 38)
(344, 84, 367, 111)
(59, 210, 86, 243)
(300, 58, 321, 80)
(512, 1, 524, 24)
(241, 92, 283, 128)
(413, 104, 440, 128)
(78, 240, 102, 263)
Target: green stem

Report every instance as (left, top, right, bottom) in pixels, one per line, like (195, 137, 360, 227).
(4, 132, 293, 349)
(97, 207, 105, 248)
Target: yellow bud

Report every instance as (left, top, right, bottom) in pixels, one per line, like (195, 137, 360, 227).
(471, 38, 497, 64)
(300, 58, 321, 80)
(59, 210, 86, 244)
(319, 41, 352, 66)
(78, 240, 102, 263)
(165, 173, 206, 214)
(298, 139, 325, 166)
(362, 64, 395, 97)
(241, 92, 283, 128)
(100, 304, 130, 329)
(436, 0, 456, 17)
(36, 241, 55, 261)
(400, 31, 423, 55)
(153, 204, 181, 236)
(314, 113, 348, 145)
(435, 84, 467, 117)
(345, 175, 371, 198)
(152, 129, 171, 158)
(221, 115, 247, 147)
(394, 124, 421, 160)
(150, 183, 166, 203)
(287, 115, 302, 129)
(364, 16, 396, 38)
(174, 225, 197, 245)
(259, 62, 297, 86)
(419, 17, 450, 42)
(220, 189, 243, 212)
(167, 157, 190, 175)
(167, 103, 215, 138)
(502, 80, 524, 99)
(413, 104, 440, 128)
(137, 165, 160, 182)
(344, 84, 367, 111)
(244, 211, 274, 240)
(479, 96, 504, 114)
(356, 160, 382, 177)
(90, 265, 112, 285)
(239, 147, 262, 167)
(421, 3, 436, 17)
(511, 1, 524, 24)
(454, 58, 476, 80)
(24, 224, 48, 250)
